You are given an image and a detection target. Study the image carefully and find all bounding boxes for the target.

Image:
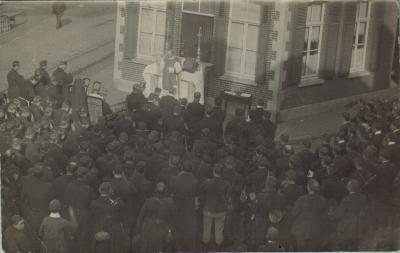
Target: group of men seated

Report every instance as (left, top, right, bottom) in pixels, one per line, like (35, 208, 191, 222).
(2, 57, 400, 253)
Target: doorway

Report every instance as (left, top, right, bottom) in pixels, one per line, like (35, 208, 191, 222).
(180, 13, 213, 62)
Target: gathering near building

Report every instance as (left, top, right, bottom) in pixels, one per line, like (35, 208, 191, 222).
(1, 0, 400, 252)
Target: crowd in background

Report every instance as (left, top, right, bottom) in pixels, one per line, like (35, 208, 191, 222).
(2, 58, 400, 253)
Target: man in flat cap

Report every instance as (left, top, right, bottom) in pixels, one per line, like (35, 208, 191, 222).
(3, 214, 31, 253)
(7, 61, 24, 100)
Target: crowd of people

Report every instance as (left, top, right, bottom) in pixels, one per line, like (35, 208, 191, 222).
(2, 57, 400, 253)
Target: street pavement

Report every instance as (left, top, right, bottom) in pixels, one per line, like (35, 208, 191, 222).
(0, 1, 116, 92)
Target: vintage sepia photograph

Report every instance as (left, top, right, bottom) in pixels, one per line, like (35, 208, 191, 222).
(0, 0, 399, 252)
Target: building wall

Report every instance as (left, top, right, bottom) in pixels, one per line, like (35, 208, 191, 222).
(113, 0, 398, 120)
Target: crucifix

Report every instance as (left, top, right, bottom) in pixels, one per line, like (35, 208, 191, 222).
(196, 26, 202, 64)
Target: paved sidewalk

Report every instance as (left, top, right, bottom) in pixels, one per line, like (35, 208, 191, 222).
(0, 2, 116, 91)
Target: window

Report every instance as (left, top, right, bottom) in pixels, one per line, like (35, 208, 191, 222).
(182, 0, 214, 16)
(137, 1, 166, 58)
(301, 3, 324, 78)
(226, 0, 261, 79)
(351, 1, 370, 72)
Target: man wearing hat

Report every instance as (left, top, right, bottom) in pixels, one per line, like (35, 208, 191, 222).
(135, 181, 175, 253)
(291, 179, 329, 251)
(126, 82, 146, 112)
(52, 61, 73, 103)
(330, 179, 369, 251)
(90, 182, 124, 253)
(200, 163, 231, 250)
(36, 60, 52, 87)
(169, 159, 200, 251)
(20, 163, 56, 251)
(7, 61, 24, 100)
(366, 149, 397, 231)
(247, 176, 284, 250)
(192, 104, 222, 140)
(23, 127, 41, 163)
(163, 105, 188, 136)
(159, 88, 179, 117)
(64, 166, 96, 252)
(3, 214, 31, 253)
(110, 165, 137, 232)
(225, 108, 249, 145)
(95, 140, 121, 180)
(130, 161, 154, 224)
(186, 92, 205, 128)
(249, 99, 266, 123)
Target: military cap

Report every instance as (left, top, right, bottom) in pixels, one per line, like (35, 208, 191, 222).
(40, 60, 48, 67)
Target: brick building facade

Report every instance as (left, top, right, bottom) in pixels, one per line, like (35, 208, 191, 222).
(113, 0, 399, 121)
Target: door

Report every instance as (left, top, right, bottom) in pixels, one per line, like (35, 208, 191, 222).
(180, 13, 213, 62)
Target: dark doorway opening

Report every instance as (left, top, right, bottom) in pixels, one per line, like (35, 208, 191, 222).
(180, 13, 213, 63)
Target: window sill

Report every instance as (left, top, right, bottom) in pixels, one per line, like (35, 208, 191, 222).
(298, 77, 325, 87)
(218, 75, 257, 86)
(347, 70, 371, 79)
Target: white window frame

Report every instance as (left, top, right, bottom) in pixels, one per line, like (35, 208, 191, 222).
(181, 0, 214, 17)
(350, 1, 370, 73)
(137, 3, 167, 60)
(301, 3, 325, 79)
(225, 0, 260, 80)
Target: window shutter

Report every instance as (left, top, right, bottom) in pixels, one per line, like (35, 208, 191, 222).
(319, 2, 341, 79)
(124, 2, 140, 59)
(255, 4, 272, 85)
(365, 1, 385, 72)
(213, 1, 229, 76)
(287, 2, 307, 86)
(337, 2, 357, 76)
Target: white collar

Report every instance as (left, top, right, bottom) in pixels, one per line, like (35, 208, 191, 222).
(49, 213, 61, 218)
